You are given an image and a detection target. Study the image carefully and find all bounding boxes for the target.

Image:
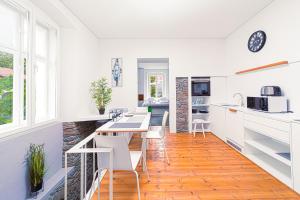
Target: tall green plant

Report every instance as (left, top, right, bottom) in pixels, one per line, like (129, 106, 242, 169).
(28, 144, 46, 188)
(90, 78, 112, 109)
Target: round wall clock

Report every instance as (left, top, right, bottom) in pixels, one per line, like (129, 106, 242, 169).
(248, 30, 266, 52)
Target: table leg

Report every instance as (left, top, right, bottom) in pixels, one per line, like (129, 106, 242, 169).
(64, 153, 68, 200)
(142, 134, 147, 172)
(80, 153, 84, 199)
(109, 150, 113, 200)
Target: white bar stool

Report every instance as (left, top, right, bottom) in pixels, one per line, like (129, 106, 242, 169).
(192, 119, 209, 138)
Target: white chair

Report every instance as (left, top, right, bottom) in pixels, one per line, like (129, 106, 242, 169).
(145, 111, 170, 164)
(135, 107, 148, 114)
(192, 119, 209, 138)
(94, 136, 149, 200)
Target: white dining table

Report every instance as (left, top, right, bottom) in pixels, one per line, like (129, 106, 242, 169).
(95, 112, 151, 171)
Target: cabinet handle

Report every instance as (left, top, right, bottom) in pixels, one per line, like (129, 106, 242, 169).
(229, 108, 237, 113)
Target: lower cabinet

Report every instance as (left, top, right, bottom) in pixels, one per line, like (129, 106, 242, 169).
(211, 106, 300, 194)
(225, 108, 244, 148)
(210, 105, 226, 141)
(292, 123, 300, 193)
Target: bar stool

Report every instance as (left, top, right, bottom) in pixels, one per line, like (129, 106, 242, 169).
(192, 119, 209, 138)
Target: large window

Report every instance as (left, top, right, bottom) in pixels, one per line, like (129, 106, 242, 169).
(147, 73, 165, 98)
(0, 1, 27, 128)
(0, 1, 58, 136)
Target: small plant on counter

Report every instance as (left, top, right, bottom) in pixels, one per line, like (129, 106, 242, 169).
(90, 77, 112, 114)
(27, 144, 46, 196)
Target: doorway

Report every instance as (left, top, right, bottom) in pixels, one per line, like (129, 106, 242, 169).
(137, 58, 169, 126)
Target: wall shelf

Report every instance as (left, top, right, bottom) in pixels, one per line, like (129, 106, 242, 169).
(235, 61, 289, 75)
(192, 104, 210, 107)
(245, 139, 291, 166)
(246, 153, 292, 188)
(192, 113, 209, 116)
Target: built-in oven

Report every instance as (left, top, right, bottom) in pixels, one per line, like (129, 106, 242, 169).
(191, 79, 210, 96)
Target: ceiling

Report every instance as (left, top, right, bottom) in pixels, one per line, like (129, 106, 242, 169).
(60, 0, 273, 39)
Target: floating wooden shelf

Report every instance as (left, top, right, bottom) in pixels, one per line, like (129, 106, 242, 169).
(236, 61, 289, 75)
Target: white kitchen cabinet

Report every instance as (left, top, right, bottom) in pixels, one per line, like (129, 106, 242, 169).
(210, 77, 227, 103)
(210, 105, 226, 141)
(225, 108, 244, 148)
(291, 122, 300, 193)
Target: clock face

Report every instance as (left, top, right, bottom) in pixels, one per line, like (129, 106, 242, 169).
(248, 31, 266, 52)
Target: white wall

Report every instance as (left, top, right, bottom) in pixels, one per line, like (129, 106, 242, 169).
(45, 0, 104, 122)
(60, 28, 101, 121)
(0, 123, 63, 199)
(226, 0, 300, 114)
(97, 39, 226, 132)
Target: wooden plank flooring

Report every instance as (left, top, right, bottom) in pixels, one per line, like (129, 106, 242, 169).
(92, 132, 300, 200)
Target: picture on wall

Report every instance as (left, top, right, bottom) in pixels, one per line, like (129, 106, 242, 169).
(111, 58, 123, 87)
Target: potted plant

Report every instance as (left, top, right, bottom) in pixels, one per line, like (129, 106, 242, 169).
(90, 77, 112, 114)
(27, 144, 46, 197)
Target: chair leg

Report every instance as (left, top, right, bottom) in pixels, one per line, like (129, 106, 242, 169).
(133, 171, 141, 200)
(201, 123, 205, 138)
(193, 123, 197, 137)
(97, 170, 100, 200)
(87, 170, 100, 200)
(162, 139, 170, 165)
(143, 156, 150, 181)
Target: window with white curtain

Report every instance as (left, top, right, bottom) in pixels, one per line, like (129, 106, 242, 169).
(0, 0, 58, 136)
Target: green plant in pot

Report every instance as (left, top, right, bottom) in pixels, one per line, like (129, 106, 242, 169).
(27, 144, 46, 195)
(90, 77, 112, 115)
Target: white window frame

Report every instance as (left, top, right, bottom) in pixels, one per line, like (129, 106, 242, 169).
(0, 1, 28, 132)
(146, 72, 167, 99)
(0, 0, 60, 140)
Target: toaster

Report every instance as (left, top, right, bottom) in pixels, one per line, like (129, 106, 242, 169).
(261, 86, 282, 96)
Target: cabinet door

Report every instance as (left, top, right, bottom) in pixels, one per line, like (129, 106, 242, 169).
(210, 77, 227, 103)
(292, 123, 300, 193)
(210, 105, 226, 141)
(226, 109, 244, 147)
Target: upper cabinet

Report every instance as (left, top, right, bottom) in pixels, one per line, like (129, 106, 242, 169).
(210, 77, 227, 104)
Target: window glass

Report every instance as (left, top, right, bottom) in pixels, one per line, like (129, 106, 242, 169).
(0, 3, 18, 49)
(148, 73, 165, 98)
(35, 60, 48, 122)
(34, 24, 56, 123)
(0, 51, 13, 125)
(0, 1, 27, 128)
(36, 25, 48, 58)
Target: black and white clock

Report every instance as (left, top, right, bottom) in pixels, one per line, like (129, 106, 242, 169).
(248, 30, 266, 52)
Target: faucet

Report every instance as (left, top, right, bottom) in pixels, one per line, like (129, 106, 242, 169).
(233, 93, 244, 107)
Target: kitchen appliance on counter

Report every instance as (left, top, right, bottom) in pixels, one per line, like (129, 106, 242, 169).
(247, 96, 288, 113)
(261, 86, 282, 96)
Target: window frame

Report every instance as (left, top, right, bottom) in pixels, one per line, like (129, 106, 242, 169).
(0, 0, 60, 140)
(0, 1, 28, 131)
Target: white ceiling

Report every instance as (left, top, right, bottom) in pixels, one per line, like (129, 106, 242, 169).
(60, 0, 273, 39)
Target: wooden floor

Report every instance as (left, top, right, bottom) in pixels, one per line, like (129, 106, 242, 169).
(93, 132, 300, 200)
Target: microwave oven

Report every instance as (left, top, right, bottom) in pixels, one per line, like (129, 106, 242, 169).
(247, 96, 287, 113)
(191, 79, 210, 96)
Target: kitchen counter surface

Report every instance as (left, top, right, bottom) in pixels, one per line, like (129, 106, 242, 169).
(211, 103, 299, 124)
